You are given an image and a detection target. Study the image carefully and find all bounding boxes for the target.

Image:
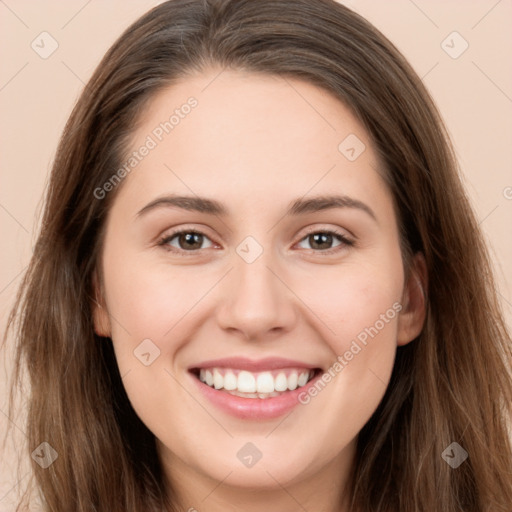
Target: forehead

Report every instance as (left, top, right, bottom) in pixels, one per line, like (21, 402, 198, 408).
(115, 68, 390, 216)
(136, 68, 371, 155)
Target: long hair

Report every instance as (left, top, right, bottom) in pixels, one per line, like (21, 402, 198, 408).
(5, 0, 512, 510)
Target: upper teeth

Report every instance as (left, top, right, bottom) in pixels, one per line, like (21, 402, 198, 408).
(199, 368, 314, 393)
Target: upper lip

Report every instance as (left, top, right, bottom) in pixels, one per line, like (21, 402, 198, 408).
(189, 357, 321, 372)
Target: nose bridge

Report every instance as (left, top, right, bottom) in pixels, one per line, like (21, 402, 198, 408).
(216, 236, 296, 339)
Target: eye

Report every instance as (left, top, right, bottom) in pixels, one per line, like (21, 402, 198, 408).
(158, 229, 215, 254)
(296, 229, 354, 255)
(158, 227, 354, 256)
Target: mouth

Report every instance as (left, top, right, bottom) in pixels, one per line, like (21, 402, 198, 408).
(187, 356, 325, 419)
(189, 367, 323, 399)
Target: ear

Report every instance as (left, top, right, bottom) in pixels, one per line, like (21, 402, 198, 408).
(91, 270, 111, 338)
(397, 252, 428, 346)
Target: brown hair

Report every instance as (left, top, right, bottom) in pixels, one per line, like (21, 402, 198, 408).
(5, 0, 512, 510)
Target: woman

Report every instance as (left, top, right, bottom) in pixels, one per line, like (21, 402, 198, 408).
(6, 0, 512, 510)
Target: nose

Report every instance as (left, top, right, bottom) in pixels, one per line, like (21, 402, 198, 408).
(215, 248, 298, 342)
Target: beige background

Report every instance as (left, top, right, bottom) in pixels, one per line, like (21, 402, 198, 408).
(1, 1, 511, 509)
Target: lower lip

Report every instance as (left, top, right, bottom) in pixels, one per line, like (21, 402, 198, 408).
(189, 370, 322, 420)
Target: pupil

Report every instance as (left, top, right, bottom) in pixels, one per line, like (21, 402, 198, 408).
(311, 233, 331, 250)
(181, 233, 202, 249)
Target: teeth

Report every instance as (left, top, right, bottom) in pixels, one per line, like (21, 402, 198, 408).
(223, 371, 237, 391)
(275, 373, 288, 392)
(298, 372, 309, 387)
(197, 368, 315, 395)
(238, 371, 256, 392)
(213, 369, 223, 390)
(288, 372, 298, 391)
(256, 372, 274, 393)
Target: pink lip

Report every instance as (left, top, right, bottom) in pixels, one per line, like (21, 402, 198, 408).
(189, 356, 319, 372)
(188, 368, 323, 420)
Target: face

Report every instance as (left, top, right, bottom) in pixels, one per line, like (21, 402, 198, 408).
(93, 68, 425, 507)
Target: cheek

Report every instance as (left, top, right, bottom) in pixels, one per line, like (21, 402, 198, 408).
(293, 258, 403, 349)
(103, 252, 202, 341)
(101, 254, 201, 429)
(292, 260, 402, 415)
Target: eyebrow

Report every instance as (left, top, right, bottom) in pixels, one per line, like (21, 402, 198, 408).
(136, 194, 377, 221)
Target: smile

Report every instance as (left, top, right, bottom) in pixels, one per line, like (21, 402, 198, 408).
(188, 358, 324, 420)
(194, 367, 318, 398)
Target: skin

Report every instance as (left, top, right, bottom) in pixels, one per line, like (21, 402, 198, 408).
(93, 68, 426, 512)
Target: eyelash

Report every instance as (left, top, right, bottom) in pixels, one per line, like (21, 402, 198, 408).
(157, 227, 355, 256)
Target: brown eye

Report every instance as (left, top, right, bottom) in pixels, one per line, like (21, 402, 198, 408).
(308, 232, 335, 250)
(297, 230, 354, 254)
(176, 232, 204, 250)
(159, 230, 214, 253)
